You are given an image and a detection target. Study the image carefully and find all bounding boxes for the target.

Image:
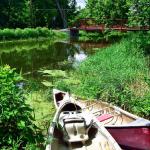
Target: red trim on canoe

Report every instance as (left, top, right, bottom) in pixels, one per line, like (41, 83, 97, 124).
(97, 114, 113, 122)
(107, 127, 150, 150)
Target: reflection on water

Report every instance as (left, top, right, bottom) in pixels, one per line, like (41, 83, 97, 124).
(74, 52, 87, 62)
(0, 39, 108, 78)
(0, 40, 87, 75)
(68, 51, 87, 68)
(71, 41, 109, 52)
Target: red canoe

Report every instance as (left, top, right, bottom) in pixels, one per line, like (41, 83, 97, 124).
(107, 125, 150, 150)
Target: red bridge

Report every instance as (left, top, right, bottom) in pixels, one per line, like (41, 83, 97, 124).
(70, 18, 150, 38)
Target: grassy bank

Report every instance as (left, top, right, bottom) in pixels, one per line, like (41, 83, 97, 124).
(59, 33, 150, 119)
(26, 90, 55, 135)
(0, 28, 67, 41)
(79, 30, 127, 42)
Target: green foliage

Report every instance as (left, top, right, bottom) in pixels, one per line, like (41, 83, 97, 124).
(75, 0, 150, 27)
(129, 32, 150, 54)
(0, 28, 55, 41)
(39, 69, 67, 78)
(79, 31, 104, 42)
(0, 65, 43, 148)
(0, 0, 77, 28)
(127, 0, 150, 26)
(0, 0, 29, 28)
(53, 30, 68, 39)
(75, 0, 128, 24)
(39, 69, 80, 92)
(104, 30, 127, 42)
(39, 69, 69, 91)
(69, 35, 150, 118)
(26, 90, 55, 135)
(79, 30, 127, 42)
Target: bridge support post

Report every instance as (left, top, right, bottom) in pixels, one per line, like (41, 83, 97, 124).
(70, 29, 79, 40)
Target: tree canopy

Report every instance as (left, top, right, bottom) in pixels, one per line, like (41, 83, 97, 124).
(76, 0, 150, 26)
(0, 0, 149, 28)
(0, 0, 77, 28)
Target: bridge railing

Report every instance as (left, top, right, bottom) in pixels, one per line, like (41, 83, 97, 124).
(70, 18, 150, 31)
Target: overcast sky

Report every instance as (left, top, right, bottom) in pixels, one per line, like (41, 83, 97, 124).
(76, 0, 86, 8)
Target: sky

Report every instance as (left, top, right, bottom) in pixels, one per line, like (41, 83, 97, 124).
(76, 0, 86, 8)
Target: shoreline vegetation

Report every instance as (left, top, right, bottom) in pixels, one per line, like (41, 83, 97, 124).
(79, 30, 127, 42)
(56, 33, 150, 119)
(0, 28, 68, 42)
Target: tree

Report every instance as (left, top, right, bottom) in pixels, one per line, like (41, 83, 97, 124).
(127, 0, 150, 26)
(0, 0, 77, 28)
(76, 0, 149, 27)
(55, 0, 67, 28)
(0, 0, 30, 28)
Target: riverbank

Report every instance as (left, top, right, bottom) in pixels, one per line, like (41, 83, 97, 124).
(0, 28, 68, 41)
(79, 30, 127, 42)
(60, 33, 150, 119)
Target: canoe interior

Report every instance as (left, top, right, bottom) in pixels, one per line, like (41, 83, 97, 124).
(77, 100, 137, 125)
(48, 101, 120, 150)
(55, 92, 65, 105)
(50, 125, 116, 150)
(61, 103, 81, 111)
(75, 100, 150, 150)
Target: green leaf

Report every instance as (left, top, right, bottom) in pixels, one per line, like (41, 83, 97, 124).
(39, 69, 66, 78)
(17, 121, 25, 129)
(41, 81, 53, 87)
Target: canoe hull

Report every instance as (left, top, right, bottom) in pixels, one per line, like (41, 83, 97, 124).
(47, 99, 121, 150)
(107, 126, 150, 150)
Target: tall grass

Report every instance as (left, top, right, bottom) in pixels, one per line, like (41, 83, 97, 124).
(69, 34, 150, 118)
(0, 28, 66, 41)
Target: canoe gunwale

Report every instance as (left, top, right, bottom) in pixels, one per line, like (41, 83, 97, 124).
(106, 125, 150, 128)
(77, 99, 139, 120)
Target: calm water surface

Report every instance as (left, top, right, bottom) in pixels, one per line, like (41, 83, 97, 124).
(0, 39, 108, 79)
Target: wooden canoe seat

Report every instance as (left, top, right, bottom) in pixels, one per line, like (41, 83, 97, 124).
(97, 114, 113, 122)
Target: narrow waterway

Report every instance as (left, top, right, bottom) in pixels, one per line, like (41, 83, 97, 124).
(0, 39, 108, 80)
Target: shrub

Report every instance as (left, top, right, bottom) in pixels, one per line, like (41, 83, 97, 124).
(1, 28, 15, 40)
(79, 30, 126, 42)
(0, 28, 56, 41)
(0, 65, 43, 148)
(15, 28, 24, 39)
(79, 31, 104, 42)
(38, 27, 51, 37)
(130, 32, 150, 55)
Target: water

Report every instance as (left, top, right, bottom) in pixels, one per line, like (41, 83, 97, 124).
(0, 39, 108, 79)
